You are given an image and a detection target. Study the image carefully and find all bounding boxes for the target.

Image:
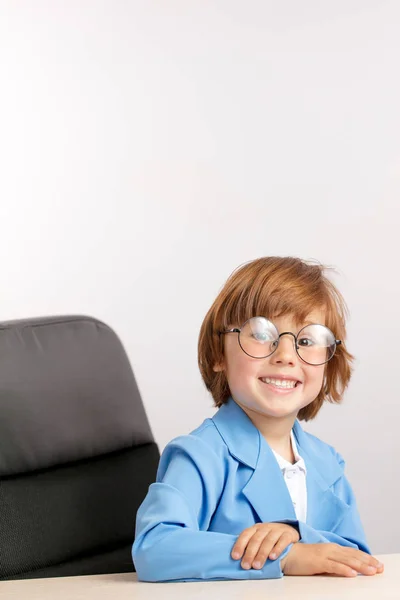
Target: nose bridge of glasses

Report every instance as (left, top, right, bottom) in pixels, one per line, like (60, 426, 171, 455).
(277, 331, 298, 346)
(274, 331, 299, 356)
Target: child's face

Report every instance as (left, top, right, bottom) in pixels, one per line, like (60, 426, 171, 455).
(215, 311, 326, 423)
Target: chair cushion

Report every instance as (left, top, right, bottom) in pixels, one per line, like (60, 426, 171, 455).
(0, 443, 159, 579)
(4, 544, 134, 580)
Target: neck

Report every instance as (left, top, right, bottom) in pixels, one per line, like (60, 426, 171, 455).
(238, 403, 297, 462)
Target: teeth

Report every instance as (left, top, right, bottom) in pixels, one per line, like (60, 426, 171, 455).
(261, 377, 297, 388)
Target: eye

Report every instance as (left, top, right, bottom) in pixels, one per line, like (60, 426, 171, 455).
(298, 337, 315, 347)
(252, 331, 269, 342)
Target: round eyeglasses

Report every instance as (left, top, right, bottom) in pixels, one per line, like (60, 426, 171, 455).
(219, 317, 341, 366)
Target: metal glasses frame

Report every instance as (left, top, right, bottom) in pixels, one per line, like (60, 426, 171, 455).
(219, 317, 342, 366)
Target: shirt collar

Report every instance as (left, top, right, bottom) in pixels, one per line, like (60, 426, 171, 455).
(271, 430, 307, 474)
(213, 398, 341, 483)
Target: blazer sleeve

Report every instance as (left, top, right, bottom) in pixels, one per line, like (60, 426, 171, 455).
(296, 452, 370, 553)
(132, 434, 290, 582)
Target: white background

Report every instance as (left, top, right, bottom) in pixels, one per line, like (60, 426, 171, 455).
(0, 1, 399, 553)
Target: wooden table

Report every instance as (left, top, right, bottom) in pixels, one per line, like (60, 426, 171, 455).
(0, 554, 398, 600)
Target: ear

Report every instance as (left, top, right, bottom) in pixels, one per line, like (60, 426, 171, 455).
(213, 361, 225, 373)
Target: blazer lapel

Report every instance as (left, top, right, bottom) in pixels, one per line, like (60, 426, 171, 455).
(293, 421, 350, 530)
(242, 435, 297, 523)
(213, 399, 297, 524)
(213, 399, 351, 530)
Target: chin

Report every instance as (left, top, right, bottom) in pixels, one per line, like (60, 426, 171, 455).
(244, 401, 296, 419)
(262, 408, 295, 419)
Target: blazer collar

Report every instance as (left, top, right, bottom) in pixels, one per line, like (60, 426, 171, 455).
(213, 398, 296, 522)
(212, 398, 261, 469)
(212, 398, 348, 528)
(292, 419, 343, 490)
(212, 398, 343, 489)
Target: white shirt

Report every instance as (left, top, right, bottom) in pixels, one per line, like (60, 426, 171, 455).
(271, 431, 307, 522)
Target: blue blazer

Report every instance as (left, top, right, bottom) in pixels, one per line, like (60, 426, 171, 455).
(133, 398, 369, 582)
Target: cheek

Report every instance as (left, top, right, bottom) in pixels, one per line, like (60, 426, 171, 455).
(306, 366, 325, 390)
(226, 355, 259, 386)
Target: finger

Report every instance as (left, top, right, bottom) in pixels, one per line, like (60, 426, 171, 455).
(338, 557, 380, 577)
(268, 532, 297, 560)
(365, 555, 384, 570)
(356, 554, 384, 574)
(241, 531, 271, 569)
(337, 546, 380, 565)
(346, 559, 377, 576)
(251, 532, 282, 569)
(269, 523, 298, 538)
(333, 548, 384, 572)
(324, 559, 358, 578)
(328, 548, 384, 577)
(370, 557, 384, 571)
(231, 527, 257, 560)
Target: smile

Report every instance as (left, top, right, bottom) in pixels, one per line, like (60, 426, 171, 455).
(259, 377, 300, 389)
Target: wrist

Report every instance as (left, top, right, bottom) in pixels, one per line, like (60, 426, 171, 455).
(279, 543, 294, 574)
(280, 555, 288, 572)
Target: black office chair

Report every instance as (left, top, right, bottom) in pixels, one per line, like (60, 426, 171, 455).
(0, 316, 159, 580)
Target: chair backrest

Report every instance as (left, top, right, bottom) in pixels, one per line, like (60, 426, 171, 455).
(0, 316, 159, 580)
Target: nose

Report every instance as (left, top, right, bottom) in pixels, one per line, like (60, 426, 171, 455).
(270, 333, 298, 365)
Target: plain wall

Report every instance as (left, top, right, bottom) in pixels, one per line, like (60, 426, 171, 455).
(0, 1, 399, 553)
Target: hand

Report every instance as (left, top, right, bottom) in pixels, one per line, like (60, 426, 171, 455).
(231, 523, 300, 570)
(281, 543, 384, 577)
